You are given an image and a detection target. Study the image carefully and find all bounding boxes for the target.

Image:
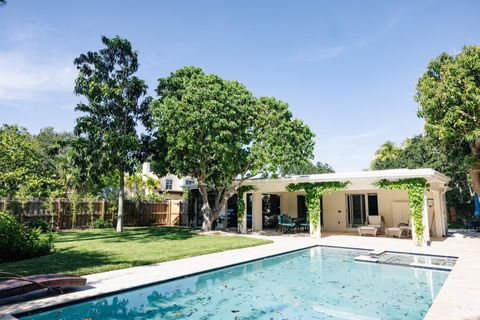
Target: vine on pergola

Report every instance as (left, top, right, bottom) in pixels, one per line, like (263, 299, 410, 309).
(286, 181, 350, 229)
(375, 178, 428, 242)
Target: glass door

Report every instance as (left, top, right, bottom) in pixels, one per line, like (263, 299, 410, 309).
(347, 194, 366, 227)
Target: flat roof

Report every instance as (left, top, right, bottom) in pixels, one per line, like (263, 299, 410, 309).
(245, 168, 450, 185)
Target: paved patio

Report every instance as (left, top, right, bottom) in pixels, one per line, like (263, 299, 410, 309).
(1, 232, 480, 320)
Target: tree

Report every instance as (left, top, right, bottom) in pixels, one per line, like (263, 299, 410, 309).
(0, 124, 59, 197)
(282, 161, 334, 175)
(415, 45, 480, 197)
(370, 135, 472, 207)
(150, 66, 315, 231)
(370, 141, 399, 170)
(0, 0, 6, 7)
(73, 36, 151, 232)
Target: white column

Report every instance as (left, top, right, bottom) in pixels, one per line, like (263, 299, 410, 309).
(238, 193, 248, 234)
(252, 193, 263, 231)
(309, 194, 321, 238)
(422, 192, 431, 245)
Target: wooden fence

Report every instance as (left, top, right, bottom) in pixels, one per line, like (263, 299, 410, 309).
(0, 198, 181, 229)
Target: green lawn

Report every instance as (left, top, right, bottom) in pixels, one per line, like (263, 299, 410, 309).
(0, 227, 271, 276)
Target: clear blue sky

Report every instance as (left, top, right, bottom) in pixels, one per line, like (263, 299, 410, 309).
(1, 0, 479, 171)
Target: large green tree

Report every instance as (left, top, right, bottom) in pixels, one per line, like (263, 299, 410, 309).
(281, 161, 334, 175)
(0, 124, 59, 197)
(371, 135, 471, 207)
(415, 45, 480, 197)
(73, 36, 151, 232)
(150, 66, 315, 231)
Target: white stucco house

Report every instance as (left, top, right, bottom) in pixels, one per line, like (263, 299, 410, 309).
(236, 168, 450, 245)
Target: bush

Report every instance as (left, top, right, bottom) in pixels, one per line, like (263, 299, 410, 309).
(0, 212, 55, 262)
(26, 218, 52, 232)
(93, 218, 113, 229)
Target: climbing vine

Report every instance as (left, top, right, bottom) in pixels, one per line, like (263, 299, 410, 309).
(236, 185, 257, 228)
(68, 193, 80, 229)
(286, 181, 350, 229)
(375, 178, 428, 243)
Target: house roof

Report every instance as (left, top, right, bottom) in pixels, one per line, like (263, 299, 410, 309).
(244, 168, 450, 192)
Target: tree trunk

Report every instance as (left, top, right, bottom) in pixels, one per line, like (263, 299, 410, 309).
(448, 206, 457, 223)
(198, 184, 229, 231)
(470, 142, 480, 197)
(470, 168, 480, 198)
(116, 171, 125, 232)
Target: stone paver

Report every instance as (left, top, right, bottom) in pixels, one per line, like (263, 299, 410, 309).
(1, 232, 480, 320)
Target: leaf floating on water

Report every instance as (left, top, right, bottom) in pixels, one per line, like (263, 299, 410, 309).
(231, 310, 240, 313)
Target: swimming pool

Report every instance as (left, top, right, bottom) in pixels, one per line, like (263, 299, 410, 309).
(17, 247, 450, 320)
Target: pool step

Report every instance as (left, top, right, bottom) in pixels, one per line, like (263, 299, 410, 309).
(354, 255, 379, 263)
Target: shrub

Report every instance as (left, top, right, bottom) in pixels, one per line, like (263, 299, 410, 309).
(93, 218, 113, 229)
(0, 212, 55, 262)
(26, 218, 52, 232)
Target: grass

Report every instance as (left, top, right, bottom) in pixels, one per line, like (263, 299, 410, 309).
(0, 227, 272, 276)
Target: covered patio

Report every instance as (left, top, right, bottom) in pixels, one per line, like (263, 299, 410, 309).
(238, 169, 450, 246)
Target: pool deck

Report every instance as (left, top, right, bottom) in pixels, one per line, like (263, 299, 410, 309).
(1, 231, 480, 319)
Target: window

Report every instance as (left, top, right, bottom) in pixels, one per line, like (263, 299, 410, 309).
(368, 193, 379, 216)
(165, 179, 173, 190)
(185, 179, 194, 186)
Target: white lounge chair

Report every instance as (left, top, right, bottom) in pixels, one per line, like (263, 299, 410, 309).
(358, 226, 379, 237)
(365, 215, 385, 234)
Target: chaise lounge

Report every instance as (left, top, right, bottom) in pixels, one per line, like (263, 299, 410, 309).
(0, 273, 87, 299)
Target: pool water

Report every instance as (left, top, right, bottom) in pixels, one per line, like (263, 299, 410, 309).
(18, 247, 450, 320)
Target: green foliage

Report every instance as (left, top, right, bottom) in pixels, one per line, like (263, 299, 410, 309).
(150, 66, 315, 230)
(281, 161, 335, 176)
(125, 172, 165, 201)
(68, 193, 80, 229)
(286, 182, 349, 228)
(371, 135, 471, 206)
(93, 218, 113, 229)
(236, 185, 257, 226)
(26, 219, 52, 233)
(0, 124, 60, 198)
(415, 45, 480, 196)
(0, 212, 54, 262)
(375, 178, 428, 242)
(72, 36, 152, 231)
(84, 194, 97, 227)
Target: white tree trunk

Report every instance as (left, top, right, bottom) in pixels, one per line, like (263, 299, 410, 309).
(116, 171, 125, 233)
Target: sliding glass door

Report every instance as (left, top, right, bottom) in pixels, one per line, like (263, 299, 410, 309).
(347, 194, 366, 227)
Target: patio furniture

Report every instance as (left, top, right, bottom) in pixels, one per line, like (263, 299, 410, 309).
(277, 215, 296, 233)
(296, 218, 309, 232)
(365, 215, 385, 234)
(462, 218, 480, 232)
(386, 227, 406, 238)
(0, 273, 87, 299)
(358, 226, 379, 237)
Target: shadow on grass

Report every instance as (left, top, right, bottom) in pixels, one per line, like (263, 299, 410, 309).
(57, 227, 197, 244)
(0, 248, 131, 277)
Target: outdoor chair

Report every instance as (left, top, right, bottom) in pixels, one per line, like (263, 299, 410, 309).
(277, 214, 296, 233)
(296, 218, 309, 232)
(358, 226, 379, 237)
(365, 215, 385, 234)
(462, 218, 480, 232)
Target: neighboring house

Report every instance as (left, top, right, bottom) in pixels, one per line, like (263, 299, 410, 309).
(142, 162, 196, 200)
(189, 168, 450, 245)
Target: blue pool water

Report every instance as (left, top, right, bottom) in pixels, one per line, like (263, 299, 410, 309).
(18, 247, 449, 320)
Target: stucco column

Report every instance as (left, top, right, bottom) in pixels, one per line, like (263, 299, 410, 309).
(310, 222, 321, 238)
(422, 192, 431, 245)
(238, 192, 248, 234)
(252, 193, 263, 231)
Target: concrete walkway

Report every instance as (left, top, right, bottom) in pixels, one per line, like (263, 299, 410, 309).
(1, 232, 480, 319)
